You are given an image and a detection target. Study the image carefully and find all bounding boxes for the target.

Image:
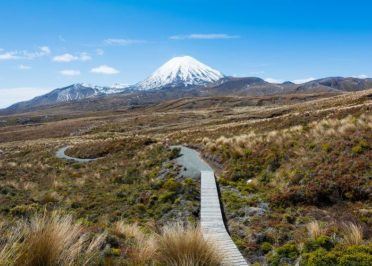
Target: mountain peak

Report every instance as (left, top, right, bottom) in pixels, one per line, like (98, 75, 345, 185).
(137, 56, 224, 90)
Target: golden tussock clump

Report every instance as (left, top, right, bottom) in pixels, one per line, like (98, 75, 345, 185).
(306, 221, 325, 240)
(0, 212, 105, 266)
(154, 223, 223, 266)
(342, 222, 364, 245)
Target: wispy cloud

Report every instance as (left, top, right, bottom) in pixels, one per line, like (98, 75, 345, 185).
(170, 33, 240, 40)
(292, 77, 316, 84)
(353, 74, 368, 79)
(104, 38, 146, 46)
(18, 64, 31, 70)
(91, 65, 119, 75)
(265, 78, 283, 83)
(0, 52, 18, 60)
(60, 69, 81, 76)
(52, 52, 91, 62)
(0, 46, 50, 60)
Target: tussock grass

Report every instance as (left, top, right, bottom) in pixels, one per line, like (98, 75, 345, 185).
(342, 222, 364, 245)
(0, 212, 105, 266)
(113, 222, 222, 265)
(306, 221, 324, 240)
(206, 114, 371, 152)
(113, 221, 145, 241)
(155, 223, 222, 266)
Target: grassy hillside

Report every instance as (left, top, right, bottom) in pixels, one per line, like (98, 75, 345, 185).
(0, 90, 370, 265)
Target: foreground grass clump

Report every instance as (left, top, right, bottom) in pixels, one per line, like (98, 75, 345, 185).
(0, 212, 105, 266)
(111, 222, 222, 265)
(155, 223, 222, 266)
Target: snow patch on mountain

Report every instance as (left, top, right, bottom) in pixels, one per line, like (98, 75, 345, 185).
(136, 56, 224, 90)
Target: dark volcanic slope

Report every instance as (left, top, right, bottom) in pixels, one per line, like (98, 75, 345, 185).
(200, 77, 297, 96)
(295, 77, 372, 92)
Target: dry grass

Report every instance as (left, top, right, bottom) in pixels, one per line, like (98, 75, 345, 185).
(0, 212, 105, 266)
(306, 221, 325, 240)
(113, 222, 223, 265)
(113, 221, 156, 265)
(113, 221, 145, 242)
(342, 222, 364, 245)
(205, 114, 372, 153)
(154, 223, 222, 266)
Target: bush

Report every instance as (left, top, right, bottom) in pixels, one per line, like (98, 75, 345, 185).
(163, 178, 182, 192)
(159, 191, 177, 203)
(301, 248, 338, 266)
(301, 244, 372, 266)
(303, 236, 334, 252)
(260, 242, 272, 254)
(268, 243, 299, 266)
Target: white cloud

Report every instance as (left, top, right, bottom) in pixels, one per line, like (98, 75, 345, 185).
(0, 52, 19, 60)
(265, 78, 284, 83)
(0, 46, 50, 61)
(53, 52, 91, 62)
(104, 38, 146, 46)
(39, 46, 51, 55)
(170, 33, 240, 40)
(0, 87, 50, 108)
(96, 49, 104, 55)
(53, 53, 77, 62)
(18, 64, 31, 70)
(91, 65, 119, 75)
(292, 77, 316, 84)
(60, 69, 81, 76)
(353, 74, 368, 79)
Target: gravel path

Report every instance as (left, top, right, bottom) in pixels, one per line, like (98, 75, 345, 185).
(55, 146, 98, 163)
(171, 145, 212, 178)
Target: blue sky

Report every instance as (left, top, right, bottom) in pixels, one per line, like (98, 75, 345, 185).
(1, 0, 372, 107)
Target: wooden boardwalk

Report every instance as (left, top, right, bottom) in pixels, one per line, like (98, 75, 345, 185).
(200, 170, 249, 266)
(173, 146, 248, 265)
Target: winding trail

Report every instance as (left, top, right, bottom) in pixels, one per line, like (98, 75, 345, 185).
(55, 146, 98, 163)
(174, 146, 249, 266)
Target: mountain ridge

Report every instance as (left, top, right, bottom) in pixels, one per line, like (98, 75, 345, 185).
(2, 56, 372, 115)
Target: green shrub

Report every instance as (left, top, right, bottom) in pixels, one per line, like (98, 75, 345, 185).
(163, 178, 181, 192)
(321, 143, 331, 152)
(158, 191, 176, 203)
(301, 248, 338, 266)
(303, 235, 334, 252)
(260, 242, 272, 254)
(301, 244, 372, 266)
(339, 253, 372, 266)
(269, 243, 299, 266)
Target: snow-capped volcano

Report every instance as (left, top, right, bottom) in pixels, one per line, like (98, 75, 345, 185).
(136, 56, 224, 90)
